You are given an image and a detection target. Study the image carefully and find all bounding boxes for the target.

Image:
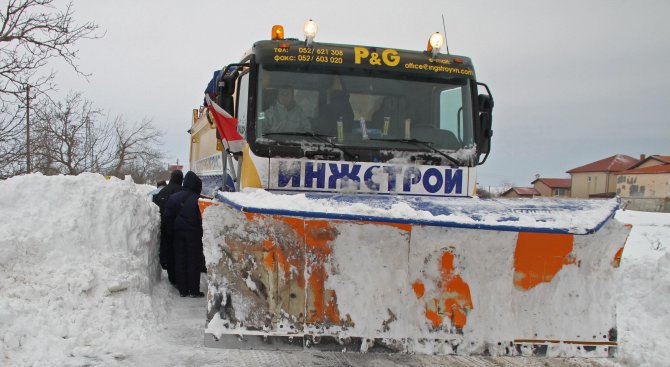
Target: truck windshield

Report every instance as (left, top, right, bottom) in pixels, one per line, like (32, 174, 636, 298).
(255, 66, 474, 153)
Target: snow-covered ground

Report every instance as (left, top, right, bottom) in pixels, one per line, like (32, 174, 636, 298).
(614, 210, 670, 366)
(0, 173, 667, 366)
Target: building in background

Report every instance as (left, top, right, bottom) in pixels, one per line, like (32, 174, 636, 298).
(501, 177, 571, 199)
(500, 187, 540, 198)
(567, 154, 639, 198)
(616, 155, 670, 212)
(626, 155, 670, 169)
(531, 178, 571, 197)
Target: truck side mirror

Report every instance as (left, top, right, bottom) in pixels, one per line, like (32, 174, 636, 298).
(215, 67, 240, 122)
(221, 70, 239, 96)
(478, 93, 494, 111)
(213, 66, 240, 142)
(476, 83, 494, 164)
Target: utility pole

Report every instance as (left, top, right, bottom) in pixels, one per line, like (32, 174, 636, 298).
(26, 85, 31, 173)
(89, 117, 93, 170)
(85, 116, 92, 171)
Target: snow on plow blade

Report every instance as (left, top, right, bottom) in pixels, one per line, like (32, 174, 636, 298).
(202, 191, 630, 357)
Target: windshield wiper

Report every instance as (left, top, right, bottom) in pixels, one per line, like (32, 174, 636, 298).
(262, 132, 357, 160)
(369, 138, 461, 167)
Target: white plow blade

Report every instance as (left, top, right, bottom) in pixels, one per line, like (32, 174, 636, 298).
(201, 193, 630, 356)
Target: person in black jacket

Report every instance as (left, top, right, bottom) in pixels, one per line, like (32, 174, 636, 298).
(152, 170, 184, 285)
(163, 171, 205, 297)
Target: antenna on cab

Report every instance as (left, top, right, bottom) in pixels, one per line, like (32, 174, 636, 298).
(442, 14, 450, 55)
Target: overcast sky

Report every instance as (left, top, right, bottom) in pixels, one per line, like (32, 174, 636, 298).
(53, 0, 670, 187)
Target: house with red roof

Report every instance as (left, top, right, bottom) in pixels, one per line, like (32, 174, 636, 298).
(616, 155, 670, 212)
(625, 155, 670, 170)
(500, 187, 540, 198)
(531, 178, 571, 198)
(500, 178, 571, 199)
(566, 154, 640, 198)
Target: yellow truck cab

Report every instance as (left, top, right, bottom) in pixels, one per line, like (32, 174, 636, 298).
(189, 22, 493, 198)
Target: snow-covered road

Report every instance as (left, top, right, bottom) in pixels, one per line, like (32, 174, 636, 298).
(130, 273, 620, 367)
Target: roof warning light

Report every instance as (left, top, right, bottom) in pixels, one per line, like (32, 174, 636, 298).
(272, 25, 285, 40)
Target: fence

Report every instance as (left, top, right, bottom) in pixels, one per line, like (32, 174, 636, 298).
(621, 197, 670, 213)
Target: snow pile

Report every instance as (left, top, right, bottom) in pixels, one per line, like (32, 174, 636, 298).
(0, 173, 165, 366)
(615, 210, 670, 366)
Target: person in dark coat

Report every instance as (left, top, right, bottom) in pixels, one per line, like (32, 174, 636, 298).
(163, 171, 205, 297)
(152, 170, 184, 285)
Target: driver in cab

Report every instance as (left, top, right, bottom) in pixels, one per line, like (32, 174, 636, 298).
(262, 87, 312, 133)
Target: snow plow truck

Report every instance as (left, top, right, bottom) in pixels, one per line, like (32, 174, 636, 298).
(189, 21, 631, 357)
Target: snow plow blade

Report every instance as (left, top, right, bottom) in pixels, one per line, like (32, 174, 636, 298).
(202, 192, 630, 357)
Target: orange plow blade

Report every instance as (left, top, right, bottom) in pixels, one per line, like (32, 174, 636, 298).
(202, 194, 630, 357)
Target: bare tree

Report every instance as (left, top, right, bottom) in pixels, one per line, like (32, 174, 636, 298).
(476, 186, 492, 198)
(0, 0, 101, 176)
(145, 164, 170, 185)
(498, 181, 516, 194)
(30, 92, 114, 174)
(108, 116, 166, 183)
(0, 0, 100, 98)
(28, 93, 167, 181)
(0, 101, 25, 176)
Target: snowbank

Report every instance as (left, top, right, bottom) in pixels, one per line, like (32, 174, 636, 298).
(615, 210, 670, 366)
(0, 173, 165, 366)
